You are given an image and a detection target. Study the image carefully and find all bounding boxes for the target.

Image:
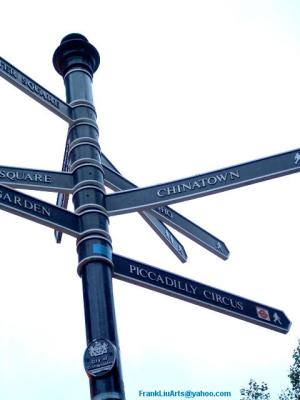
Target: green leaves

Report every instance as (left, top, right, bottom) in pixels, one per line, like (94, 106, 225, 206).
(240, 379, 270, 400)
(241, 340, 300, 400)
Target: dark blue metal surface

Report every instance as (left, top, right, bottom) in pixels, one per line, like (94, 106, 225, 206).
(0, 165, 73, 192)
(106, 148, 300, 215)
(0, 184, 79, 236)
(113, 254, 291, 334)
(0, 57, 73, 123)
(53, 33, 125, 399)
(103, 160, 229, 260)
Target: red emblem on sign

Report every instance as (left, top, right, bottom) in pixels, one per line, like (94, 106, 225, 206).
(256, 306, 270, 321)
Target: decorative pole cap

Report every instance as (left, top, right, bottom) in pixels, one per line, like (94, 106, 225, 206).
(53, 33, 100, 77)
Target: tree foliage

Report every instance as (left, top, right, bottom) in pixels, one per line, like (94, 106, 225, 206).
(279, 388, 294, 400)
(240, 379, 270, 400)
(241, 340, 300, 400)
(279, 340, 300, 400)
(289, 339, 300, 398)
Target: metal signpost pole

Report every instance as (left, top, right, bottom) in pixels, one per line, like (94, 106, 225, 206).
(53, 35, 125, 400)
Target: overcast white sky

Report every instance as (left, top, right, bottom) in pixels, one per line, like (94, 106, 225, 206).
(0, 1, 300, 399)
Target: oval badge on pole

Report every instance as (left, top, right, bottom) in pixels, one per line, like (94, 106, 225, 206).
(84, 339, 117, 378)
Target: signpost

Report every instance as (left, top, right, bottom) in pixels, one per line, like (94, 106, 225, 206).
(53, 33, 125, 399)
(0, 34, 296, 400)
(54, 142, 229, 260)
(113, 254, 291, 334)
(106, 148, 300, 215)
(53, 136, 189, 262)
(102, 158, 229, 260)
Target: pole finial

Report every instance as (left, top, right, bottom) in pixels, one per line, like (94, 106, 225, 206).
(53, 33, 100, 77)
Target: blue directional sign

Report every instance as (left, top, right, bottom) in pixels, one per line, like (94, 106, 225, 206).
(102, 158, 229, 260)
(54, 138, 71, 243)
(0, 184, 79, 237)
(0, 57, 73, 123)
(54, 192, 70, 243)
(101, 155, 187, 262)
(106, 148, 300, 216)
(0, 165, 73, 192)
(112, 254, 291, 334)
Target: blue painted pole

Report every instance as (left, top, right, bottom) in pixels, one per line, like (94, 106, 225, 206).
(53, 34, 125, 400)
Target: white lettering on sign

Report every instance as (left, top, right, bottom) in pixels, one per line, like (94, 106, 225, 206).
(129, 264, 197, 295)
(0, 60, 18, 79)
(21, 76, 59, 108)
(157, 170, 240, 197)
(128, 264, 245, 312)
(0, 189, 51, 217)
(203, 289, 244, 310)
(164, 228, 185, 257)
(0, 59, 59, 109)
(0, 169, 52, 184)
(156, 206, 174, 219)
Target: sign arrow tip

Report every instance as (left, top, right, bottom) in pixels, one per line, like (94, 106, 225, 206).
(214, 240, 230, 260)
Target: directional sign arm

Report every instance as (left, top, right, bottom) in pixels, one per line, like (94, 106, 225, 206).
(54, 193, 70, 243)
(0, 164, 73, 192)
(113, 254, 291, 334)
(0, 184, 79, 237)
(102, 160, 229, 260)
(0, 57, 73, 123)
(101, 153, 121, 174)
(54, 137, 71, 243)
(149, 206, 229, 260)
(139, 212, 188, 262)
(106, 148, 300, 215)
(102, 157, 187, 262)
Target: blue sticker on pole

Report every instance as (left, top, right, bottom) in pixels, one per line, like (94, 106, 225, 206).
(92, 243, 112, 258)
